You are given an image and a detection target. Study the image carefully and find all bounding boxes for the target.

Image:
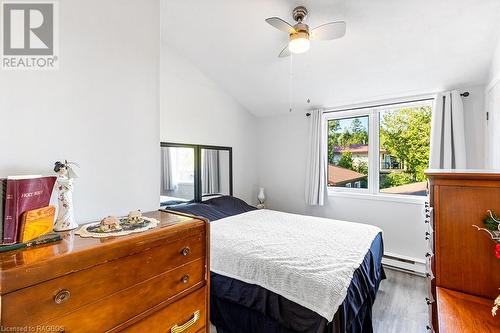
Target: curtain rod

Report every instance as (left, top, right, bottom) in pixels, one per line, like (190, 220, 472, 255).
(305, 91, 470, 117)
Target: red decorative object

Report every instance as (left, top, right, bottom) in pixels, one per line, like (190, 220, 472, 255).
(496, 244, 500, 259)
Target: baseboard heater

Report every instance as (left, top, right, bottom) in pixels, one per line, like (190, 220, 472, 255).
(382, 253, 427, 277)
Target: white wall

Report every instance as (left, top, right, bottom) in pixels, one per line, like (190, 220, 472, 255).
(0, 0, 160, 223)
(463, 85, 487, 168)
(160, 46, 258, 203)
(486, 34, 500, 168)
(490, 34, 500, 83)
(257, 90, 487, 263)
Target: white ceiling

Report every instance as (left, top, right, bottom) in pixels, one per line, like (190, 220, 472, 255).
(162, 0, 500, 117)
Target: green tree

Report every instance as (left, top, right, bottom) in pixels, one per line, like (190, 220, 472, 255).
(380, 106, 432, 182)
(339, 129, 352, 147)
(328, 120, 341, 163)
(350, 118, 368, 145)
(328, 119, 340, 134)
(351, 118, 363, 133)
(337, 152, 353, 170)
(355, 161, 368, 175)
(380, 172, 414, 189)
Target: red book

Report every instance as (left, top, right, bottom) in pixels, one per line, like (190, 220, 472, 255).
(2, 176, 57, 244)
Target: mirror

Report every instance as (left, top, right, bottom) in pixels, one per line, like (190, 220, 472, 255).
(201, 149, 231, 200)
(160, 146, 195, 204)
(160, 143, 233, 205)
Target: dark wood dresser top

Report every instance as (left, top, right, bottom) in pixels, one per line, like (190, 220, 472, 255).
(426, 169, 500, 181)
(0, 210, 206, 294)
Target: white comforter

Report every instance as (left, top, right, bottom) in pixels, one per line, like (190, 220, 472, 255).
(210, 209, 382, 321)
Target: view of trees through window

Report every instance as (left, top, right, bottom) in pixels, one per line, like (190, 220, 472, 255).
(379, 106, 432, 196)
(327, 116, 369, 189)
(327, 104, 432, 196)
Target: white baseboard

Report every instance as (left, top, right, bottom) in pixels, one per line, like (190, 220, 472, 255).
(382, 252, 427, 276)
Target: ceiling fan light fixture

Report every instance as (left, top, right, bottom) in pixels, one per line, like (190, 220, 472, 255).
(265, 6, 346, 57)
(288, 31, 310, 54)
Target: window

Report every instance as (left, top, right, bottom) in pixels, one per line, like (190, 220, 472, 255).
(326, 100, 433, 197)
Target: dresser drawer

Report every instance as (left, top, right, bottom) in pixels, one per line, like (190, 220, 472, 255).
(122, 287, 207, 333)
(2, 232, 205, 326)
(44, 258, 205, 332)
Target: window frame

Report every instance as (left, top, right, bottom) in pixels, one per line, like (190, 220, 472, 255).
(323, 98, 434, 203)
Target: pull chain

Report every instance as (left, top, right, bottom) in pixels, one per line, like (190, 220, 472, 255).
(289, 54, 293, 112)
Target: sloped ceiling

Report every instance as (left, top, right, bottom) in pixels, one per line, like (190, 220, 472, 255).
(162, 0, 500, 116)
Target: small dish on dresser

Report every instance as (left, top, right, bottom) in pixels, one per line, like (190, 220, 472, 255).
(75, 215, 159, 238)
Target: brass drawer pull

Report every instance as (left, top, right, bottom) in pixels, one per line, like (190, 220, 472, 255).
(171, 310, 200, 333)
(181, 274, 190, 284)
(181, 246, 191, 256)
(54, 289, 71, 304)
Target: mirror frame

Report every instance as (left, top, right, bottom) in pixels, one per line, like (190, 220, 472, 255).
(160, 142, 233, 202)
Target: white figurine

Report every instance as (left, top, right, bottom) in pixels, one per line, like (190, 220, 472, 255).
(257, 188, 266, 209)
(53, 160, 79, 231)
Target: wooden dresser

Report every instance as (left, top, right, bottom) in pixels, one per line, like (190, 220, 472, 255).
(426, 170, 500, 333)
(0, 210, 209, 333)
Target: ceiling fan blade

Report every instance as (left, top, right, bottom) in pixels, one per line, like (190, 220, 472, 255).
(278, 45, 291, 58)
(265, 17, 296, 34)
(310, 21, 346, 40)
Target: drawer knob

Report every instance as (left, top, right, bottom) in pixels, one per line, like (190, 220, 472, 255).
(54, 289, 71, 304)
(181, 246, 191, 256)
(181, 274, 190, 284)
(171, 310, 200, 333)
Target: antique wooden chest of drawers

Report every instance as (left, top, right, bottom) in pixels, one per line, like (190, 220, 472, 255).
(425, 171, 500, 332)
(0, 210, 209, 332)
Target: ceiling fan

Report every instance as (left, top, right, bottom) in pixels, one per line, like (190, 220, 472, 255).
(265, 6, 346, 57)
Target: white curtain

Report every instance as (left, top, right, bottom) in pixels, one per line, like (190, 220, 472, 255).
(429, 90, 467, 169)
(305, 109, 327, 206)
(202, 149, 220, 194)
(161, 147, 174, 195)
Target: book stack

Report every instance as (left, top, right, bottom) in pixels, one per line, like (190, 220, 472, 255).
(0, 175, 58, 249)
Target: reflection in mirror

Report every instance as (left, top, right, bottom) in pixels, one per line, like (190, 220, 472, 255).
(201, 149, 230, 200)
(160, 146, 195, 204)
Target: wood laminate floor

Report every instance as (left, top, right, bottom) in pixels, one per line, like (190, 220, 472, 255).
(372, 268, 428, 333)
(210, 268, 428, 333)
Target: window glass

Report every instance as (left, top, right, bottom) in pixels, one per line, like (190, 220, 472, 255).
(327, 116, 369, 189)
(379, 105, 432, 196)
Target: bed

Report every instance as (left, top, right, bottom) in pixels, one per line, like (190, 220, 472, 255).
(165, 196, 385, 333)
